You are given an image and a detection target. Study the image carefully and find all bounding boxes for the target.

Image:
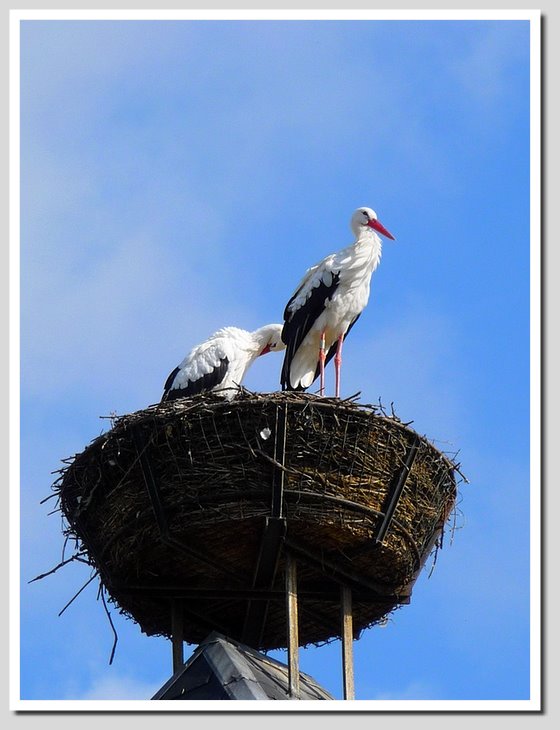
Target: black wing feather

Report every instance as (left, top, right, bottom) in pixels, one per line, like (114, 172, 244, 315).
(163, 366, 180, 394)
(281, 272, 340, 391)
(161, 357, 229, 402)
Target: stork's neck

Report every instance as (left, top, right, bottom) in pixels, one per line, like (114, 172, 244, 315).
(353, 227, 382, 267)
(253, 324, 274, 345)
(250, 324, 278, 357)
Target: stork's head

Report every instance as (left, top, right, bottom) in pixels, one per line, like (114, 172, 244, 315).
(351, 207, 395, 241)
(256, 323, 286, 356)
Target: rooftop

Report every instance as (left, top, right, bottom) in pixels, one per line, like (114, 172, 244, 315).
(152, 632, 334, 701)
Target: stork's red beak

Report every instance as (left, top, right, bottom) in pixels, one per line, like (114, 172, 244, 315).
(260, 344, 272, 356)
(367, 218, 395, 240)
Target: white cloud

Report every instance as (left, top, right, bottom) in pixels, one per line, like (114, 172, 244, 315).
(68, 673, 160, 701)
(341, 302, 463, 444)
(450, 22, 528, 109)
(21, 226, 258, 407)
(370, 679, 441, 700)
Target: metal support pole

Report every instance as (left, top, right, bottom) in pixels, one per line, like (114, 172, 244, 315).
(242, 402, 288, 646)
(340, 585, 355, 700)
(271, 403, 288, 518)
(171, 599, 184, 674)
(285, 552, 300, 699)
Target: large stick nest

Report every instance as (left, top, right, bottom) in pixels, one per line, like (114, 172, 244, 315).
(53, 391, 462, 651)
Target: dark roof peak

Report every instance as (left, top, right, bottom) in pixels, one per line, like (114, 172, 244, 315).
(152, 632, 333, 701)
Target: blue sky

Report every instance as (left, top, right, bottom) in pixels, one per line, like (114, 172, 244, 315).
(16, 14, 537, 707)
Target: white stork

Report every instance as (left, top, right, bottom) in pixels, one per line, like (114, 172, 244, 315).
(162, 324, 286, 402)
(280, 206, 395, 397)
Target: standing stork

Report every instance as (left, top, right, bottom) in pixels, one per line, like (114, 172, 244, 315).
(162, 324, 285, 402)
(280, 206, 395, 397)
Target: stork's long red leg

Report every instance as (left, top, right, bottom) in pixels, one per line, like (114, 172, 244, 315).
(334, 334, 344, 398)
(319, 332, 326, 396)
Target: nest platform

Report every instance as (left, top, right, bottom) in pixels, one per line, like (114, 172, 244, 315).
(55, 391, 459, 651)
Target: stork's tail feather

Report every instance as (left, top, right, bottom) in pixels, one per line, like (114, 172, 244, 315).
(281, 380, 307, 392)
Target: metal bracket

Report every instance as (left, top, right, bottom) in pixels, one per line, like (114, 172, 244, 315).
(374, 434, 420, 544)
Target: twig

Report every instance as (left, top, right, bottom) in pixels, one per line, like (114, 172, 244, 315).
(28, 554, 89, 584)
(58, 573, 98, 616)
(99, 584, 119, 665)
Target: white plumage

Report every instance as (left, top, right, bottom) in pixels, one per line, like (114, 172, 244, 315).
(162, 324, 286, 402)
(280, 206, 395, 396)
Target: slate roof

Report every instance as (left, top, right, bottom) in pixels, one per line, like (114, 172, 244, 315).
(152, 632, 334, 701)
